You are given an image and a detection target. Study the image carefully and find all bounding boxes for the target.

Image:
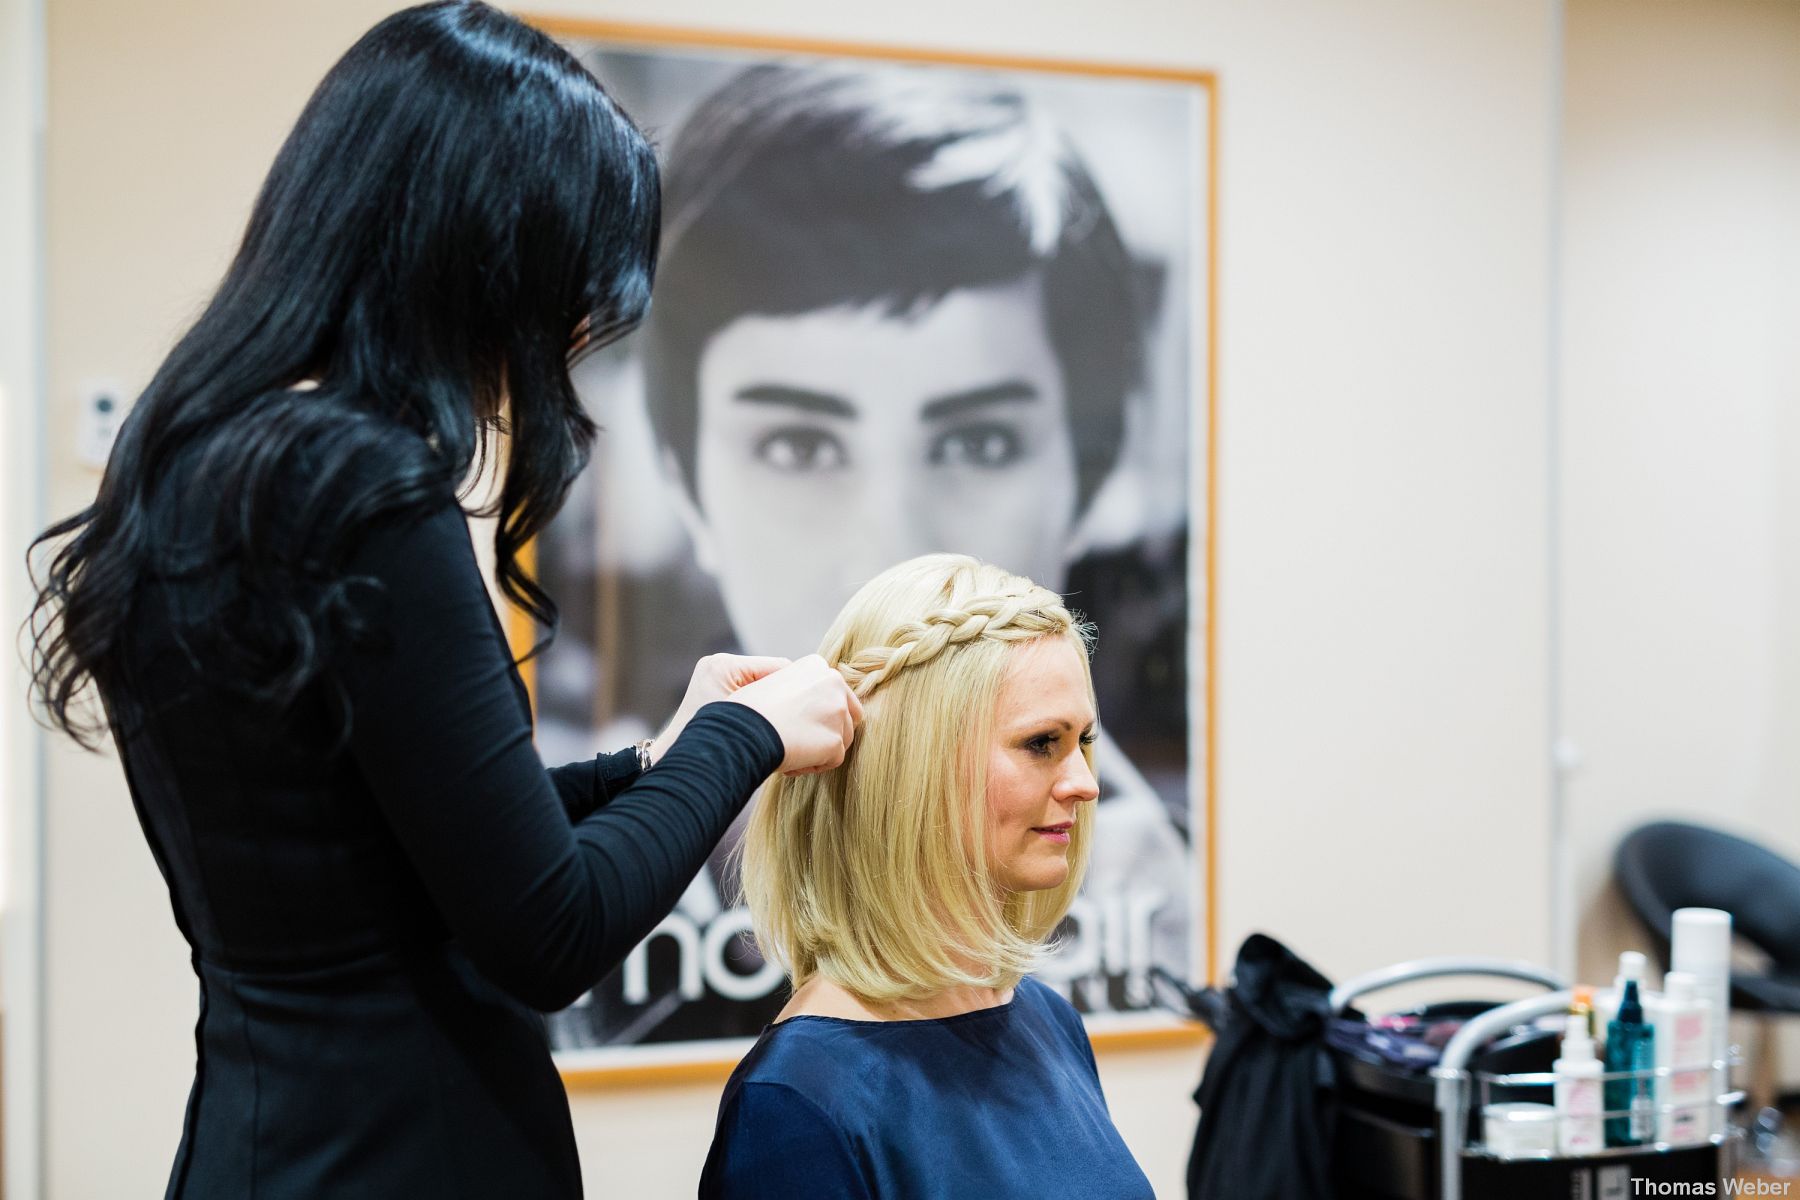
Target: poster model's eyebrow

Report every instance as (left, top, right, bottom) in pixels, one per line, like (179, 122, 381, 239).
(733, 384, 856, 418)
(920, 381, 1039, 422)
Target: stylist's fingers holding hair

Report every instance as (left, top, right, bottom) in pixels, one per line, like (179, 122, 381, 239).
(652, 653, 792, 764)
(727, 654, 860, 776)
(695, 653, 794, 693)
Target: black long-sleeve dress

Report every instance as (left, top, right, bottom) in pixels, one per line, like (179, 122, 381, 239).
(109, 496, 782, 1199)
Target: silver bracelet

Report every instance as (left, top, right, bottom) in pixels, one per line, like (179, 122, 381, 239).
(634, 738, 655, 773)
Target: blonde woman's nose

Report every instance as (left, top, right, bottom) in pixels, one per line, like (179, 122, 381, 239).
(1055, 752, 1100, 805)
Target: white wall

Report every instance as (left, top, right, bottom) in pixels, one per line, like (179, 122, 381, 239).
(1561, 0, 1800, 1066)
(1, 0, 48, 1194)
(34, 1, 1560, 1196)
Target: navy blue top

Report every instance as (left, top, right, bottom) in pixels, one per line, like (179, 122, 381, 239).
(699, 977, 1154, 1199)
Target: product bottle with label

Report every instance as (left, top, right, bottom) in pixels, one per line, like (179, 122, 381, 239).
(1656, 970, 1715, 1146)
(1554, 1013, 1605, 1157)
(1604, 955, 1657, 1147)
(1671, 906, 1732, 1137)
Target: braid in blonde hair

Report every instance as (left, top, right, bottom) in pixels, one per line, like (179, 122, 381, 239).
(835, 588, 1076, 699)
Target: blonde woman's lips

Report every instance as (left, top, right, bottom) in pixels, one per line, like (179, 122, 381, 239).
(1033, 823, 1072, 844)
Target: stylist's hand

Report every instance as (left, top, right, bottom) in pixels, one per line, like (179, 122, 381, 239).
(651, 654, 793, 766)
(725, 654, 862, 776)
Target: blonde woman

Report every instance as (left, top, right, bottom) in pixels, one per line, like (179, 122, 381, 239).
(699, 555, 1153, 1199)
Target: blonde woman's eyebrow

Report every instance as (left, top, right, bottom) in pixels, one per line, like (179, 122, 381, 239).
(1011, 716, 1096, 736)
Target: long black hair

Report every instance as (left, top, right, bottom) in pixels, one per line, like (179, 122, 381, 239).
(26, 1, 658, 748)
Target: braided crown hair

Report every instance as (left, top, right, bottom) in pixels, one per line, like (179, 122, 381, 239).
(740, 553, 1095, 1002)
(835, 588, 1081, 700)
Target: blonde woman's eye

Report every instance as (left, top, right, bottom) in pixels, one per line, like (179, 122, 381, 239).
(755, 427, 848, 472)
(1078, 731, 1097, 748)
(1024, 734, 1056, 756)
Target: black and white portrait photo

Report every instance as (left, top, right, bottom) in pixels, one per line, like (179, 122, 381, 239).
(523, 27, 1215, 1070)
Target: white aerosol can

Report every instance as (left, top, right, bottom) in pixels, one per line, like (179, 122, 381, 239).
(1671, 906, 1732, 1140)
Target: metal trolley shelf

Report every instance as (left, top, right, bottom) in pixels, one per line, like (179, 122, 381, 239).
(1431, 988, 1743, 1200)
(1325, 959, 1745, 1200)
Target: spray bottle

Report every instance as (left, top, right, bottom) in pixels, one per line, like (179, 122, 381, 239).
(1553, 1012, 1605, 1156)
(1604, 952, 1657, 1147)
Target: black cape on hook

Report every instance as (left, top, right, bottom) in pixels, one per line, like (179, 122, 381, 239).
(1186, 933, 1340, 1200)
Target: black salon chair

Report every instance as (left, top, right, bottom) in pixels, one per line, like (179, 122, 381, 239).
(1614, 820, 1800, 1150)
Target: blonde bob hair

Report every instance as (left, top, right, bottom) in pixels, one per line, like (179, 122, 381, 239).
(739, 553, 1096, 1003)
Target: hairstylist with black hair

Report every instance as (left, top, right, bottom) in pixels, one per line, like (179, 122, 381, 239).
(24, 5, 859, 1196)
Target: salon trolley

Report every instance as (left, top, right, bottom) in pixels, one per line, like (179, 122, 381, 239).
(1172, 951, 1745, 1199)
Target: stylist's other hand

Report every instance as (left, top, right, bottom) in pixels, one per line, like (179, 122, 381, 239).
(725, 654, 862, 776)
(652, 653, 791, 766)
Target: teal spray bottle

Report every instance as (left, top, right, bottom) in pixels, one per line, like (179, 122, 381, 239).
(1603, 952, 1657, 1147)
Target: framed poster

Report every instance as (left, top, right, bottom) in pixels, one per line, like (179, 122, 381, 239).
(515, 17, 1217, 1082)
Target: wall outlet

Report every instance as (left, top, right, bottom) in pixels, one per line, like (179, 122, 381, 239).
(76, 378, 130, 469)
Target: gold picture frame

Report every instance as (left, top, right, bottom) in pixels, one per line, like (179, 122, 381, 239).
(508, 15, 1219, 1088)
